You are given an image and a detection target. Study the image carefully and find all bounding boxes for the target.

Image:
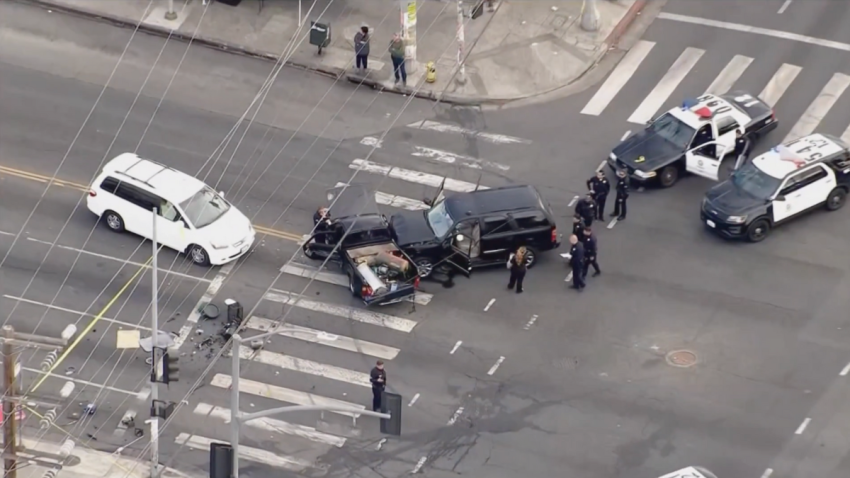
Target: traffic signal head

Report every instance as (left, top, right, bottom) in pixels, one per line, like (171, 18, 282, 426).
(163, 353, 179, 384)
(380, 391, 402, 436)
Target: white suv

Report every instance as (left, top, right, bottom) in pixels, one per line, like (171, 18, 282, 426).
(86, 153, 255, 266)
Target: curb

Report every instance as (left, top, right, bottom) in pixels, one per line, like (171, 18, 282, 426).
(605, 0, 649, 47)
(344, 74, 486, 107)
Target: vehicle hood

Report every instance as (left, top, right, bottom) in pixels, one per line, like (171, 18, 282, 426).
(704, 180, 764, 216)
(390, 210, 437, 246)
(612, 129, 682, 171)
(198, 207, 253, 245)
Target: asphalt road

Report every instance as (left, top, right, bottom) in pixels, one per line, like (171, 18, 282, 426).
(5, 0, 850, 477)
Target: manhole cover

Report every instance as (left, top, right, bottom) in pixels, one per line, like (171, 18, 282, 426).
(666, 350, 697, 368)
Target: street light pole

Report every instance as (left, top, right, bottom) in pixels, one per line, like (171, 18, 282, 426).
(165, 0, 177, 21)
(580, 0, 600, 32)
(150, 209, 161, 478)
(456, 0, 467, 85)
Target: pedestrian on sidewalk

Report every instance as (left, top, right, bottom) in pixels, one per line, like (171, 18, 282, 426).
(389, 33, 407, 86)
(354, 25, 370, 71)
(370, 360, 387, 411)
(507, 246, 527, 294)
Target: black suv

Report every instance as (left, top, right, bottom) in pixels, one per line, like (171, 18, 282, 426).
(389, 184, 561, 278)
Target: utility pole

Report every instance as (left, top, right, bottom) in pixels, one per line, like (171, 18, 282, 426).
(149, 208, 162, 478)
(165, 0, 177, 21)
(456, 0, 467, 85)
(1, 325, 74, 478)
(580, 0, 600, 32)
(400, 0, 418, 73)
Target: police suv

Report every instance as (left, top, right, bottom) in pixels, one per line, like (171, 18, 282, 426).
(609, 92, 777, 187)
(701, 133, 850, 242)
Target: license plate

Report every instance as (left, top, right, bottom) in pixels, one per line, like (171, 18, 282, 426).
(706, 220, 716, 228)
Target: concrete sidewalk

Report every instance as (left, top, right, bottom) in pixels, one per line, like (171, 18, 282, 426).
(17, 0, 648, 105)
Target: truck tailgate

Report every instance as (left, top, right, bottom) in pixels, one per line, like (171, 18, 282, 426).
(364, 282, 416, 306)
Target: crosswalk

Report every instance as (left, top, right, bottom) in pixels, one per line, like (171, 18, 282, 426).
(582, 40, 850, 144)
(177, 119, 531, 474)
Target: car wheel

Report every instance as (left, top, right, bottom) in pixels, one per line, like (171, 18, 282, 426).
(523, 247, 539, 268)
(347, 268, 359, 296)
(104, 211, 125, 232)
(826, 188, 846, 211)
(303, 246, 320, 260)
(413, 257, 433, 278)
(659, 166, 678, 188)
(188, 245, 211, 266)
(746, 219, 770, 243)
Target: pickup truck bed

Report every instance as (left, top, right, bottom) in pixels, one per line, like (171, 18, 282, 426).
(346, 243, 418, 306)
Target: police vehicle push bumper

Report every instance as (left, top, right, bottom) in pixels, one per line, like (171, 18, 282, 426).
(700, 205, 748, 239)
(607, 153, 656, 184)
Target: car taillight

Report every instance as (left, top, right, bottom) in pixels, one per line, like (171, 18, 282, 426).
(414, 277, 420, 288)
(361, 285, 373, 297)
(771, 109, 776, 121)
(551, 227, 557, 243)
(88, 190, 97, 197)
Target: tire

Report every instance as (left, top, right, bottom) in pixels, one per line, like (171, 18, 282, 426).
(188, 245, 211, 267)
(103, 210, 125, 233)
(413, 257, 434, 278)
(523, 246, 539, 269)
(659, 166, 679, 188)
(746, 219, 770, 243)
(303, 246, 320, 260)
(826, 188, 847, 211)
(347, 267, 359, 297)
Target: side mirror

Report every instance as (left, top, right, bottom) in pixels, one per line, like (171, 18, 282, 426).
(423, 198, 433, 207)
(774, 195, 786, 202)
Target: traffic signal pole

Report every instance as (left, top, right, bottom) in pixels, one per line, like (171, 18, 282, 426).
(228, 333, 391, 478)
(149, 209, 161, 478)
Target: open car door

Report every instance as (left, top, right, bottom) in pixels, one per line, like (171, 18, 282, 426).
(424, 178, 446, 208)
(445, 220, 480, 277)
(302, 231, 340, 262)
(686, 142, 729, 181)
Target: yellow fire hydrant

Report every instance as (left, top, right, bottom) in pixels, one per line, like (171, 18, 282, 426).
(425, 61, 436, 83)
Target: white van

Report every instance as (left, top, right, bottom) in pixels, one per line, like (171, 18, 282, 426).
(86, 153, 255, 266)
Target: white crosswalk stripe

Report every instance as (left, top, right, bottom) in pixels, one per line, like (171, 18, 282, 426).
(411, 145, 510, 171)
(406, 120, 531, 144)
(280, 262, 433, 305)
(175, 433, 320, 472)
(705, 55, 753, 95)
(582, 40, 655, 116)
(759, 63, 802, 108)
(335, 181, 427, 211)
(783, 73, 850, 142)
(350, 159, 488, 192)
(841, 123, 850, 144)
(628, 47, 705, 124)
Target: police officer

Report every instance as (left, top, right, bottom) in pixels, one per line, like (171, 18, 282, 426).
(568, 234, 585, 291)
(572, 214, 584, 236)
(587, 170, 610, 220)
(733, 130, 751, 171)
(370, 360, 387, 411)
(582, 227, 600, 278)
(575, 193, 597, 228)
(611, 170, 629, 221)
(313, 206, 333, 244)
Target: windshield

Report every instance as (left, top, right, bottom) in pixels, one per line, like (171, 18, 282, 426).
(731, 162, 782, 200)
(426, 200, 454, 238)
(649, 113, 696, 149)
(179, 186, 231, 228)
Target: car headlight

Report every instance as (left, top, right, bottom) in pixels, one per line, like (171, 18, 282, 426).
(634, 170, 656, 179)
(210, 241, 229, 250)
(609, 153, 617, 161)
(726, 215, 747, 224)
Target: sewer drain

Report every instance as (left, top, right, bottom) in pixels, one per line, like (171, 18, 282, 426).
(666, 350, 697, 368)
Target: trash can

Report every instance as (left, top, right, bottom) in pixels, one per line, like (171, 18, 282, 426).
(310, 21, 331, 54)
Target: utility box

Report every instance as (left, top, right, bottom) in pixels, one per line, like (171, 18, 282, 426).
(310, 21, 331, 54)
(210, 442, 233, 478)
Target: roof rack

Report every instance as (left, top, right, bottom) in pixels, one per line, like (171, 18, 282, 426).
(117, 156, 179, 190)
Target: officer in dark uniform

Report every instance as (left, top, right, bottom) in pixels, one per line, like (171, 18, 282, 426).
(568, 234, 585, 291)
(313, 207, 333, 244)
(733, 130, 751, 171)
(582, 227, 600, 278)
(575, 193, 597, 228)
(611, 170, 629, 221)
(370, 360, 387, 411)
(572, 214, 584, 236)
(586, 170, 610, 220)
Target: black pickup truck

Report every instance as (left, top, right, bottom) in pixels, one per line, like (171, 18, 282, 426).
(302, 185, 420, 306)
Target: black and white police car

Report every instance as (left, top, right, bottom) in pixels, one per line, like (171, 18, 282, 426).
(701, 133, 850, 242)
(609, 92, 777, 187)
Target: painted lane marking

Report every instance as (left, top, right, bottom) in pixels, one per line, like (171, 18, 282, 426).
(565, 271, 573, 282)
(795, 417, 811, 435)
(483, 298, 496, 312)
(523, 314, 538, 330)
(704, 55, 753, 95)
(0, 230, 14, 237)
(0, 360, 139, 396)
(194, 403, 346, 447)
(337, 181, 428, 211)
(777, 0, 792, 13)
(281, 262, 433, 305)
(411, 146, 510, 171)
(759, 63, 802, 108)
(607, 218, 618, 229)
(412, 456, 427, 474)
(174, 262, 233, 348)
(238, 346, 371, 387)
(447, 406, 464, 425)
(840, 362, 850, 376)
(568, 195, 579, 207)
(450, 341, 462, 354)
(406, 120, 531, 145)
(2, 295, 150, 330)
(360, 136, 383, 148)
(581, 40, 655, 116)
(783, 73, 850, 143)
(487, 356, 505, 375)
(761, 468, 774, 478)
(175, 433, 318, 472)
(245, 316, 400, 360)
(408, 393, 420, 406)
(658, 12, 850, 52)
(628, 47, 705, 125)
(264, 290, 419, 333)
(25, 237, 211, 283)
(211, 374, 364, 418)
(841, 124, 850, 145)
(350, 159, 488, 192)
(620, 130, 631, 141)
(596, 161, 607, 172)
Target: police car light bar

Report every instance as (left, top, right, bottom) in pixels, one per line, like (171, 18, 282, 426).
(693, 107, 713, 119)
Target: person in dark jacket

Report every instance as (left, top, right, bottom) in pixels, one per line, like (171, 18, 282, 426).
(354, 25, 370, 70)
(370, 360, 387, 411)
(587, 171, 610, 220)
(575, 193, 597, 228)
(733, 130, 751, 171)
(582, 227, 600, 278)
(507, 246, 528, 294)
(313, 207, 332, 244)
(568, 234, 585, 291)
(611, 170, 629, 221)
(572, 214, 584, 236)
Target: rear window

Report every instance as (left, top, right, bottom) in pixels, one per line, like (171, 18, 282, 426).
(343, 228, 392, 247)
(99, 176, 120, 194)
